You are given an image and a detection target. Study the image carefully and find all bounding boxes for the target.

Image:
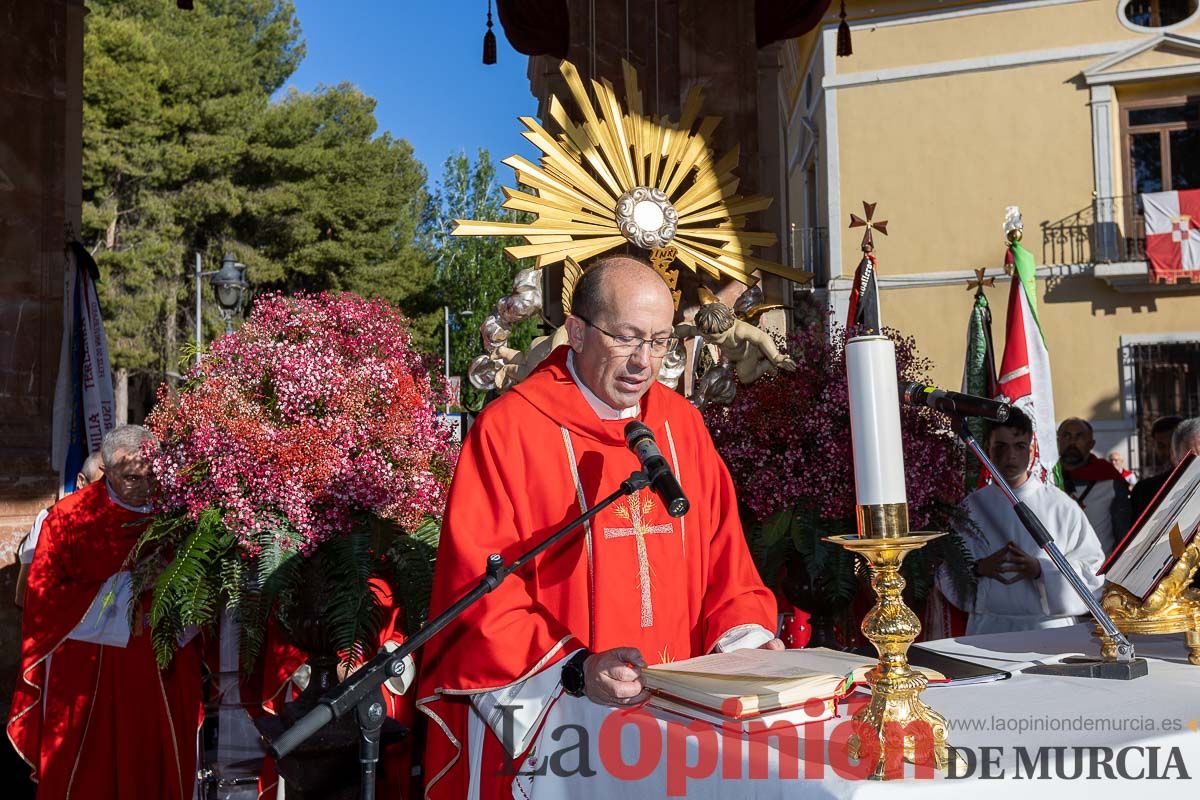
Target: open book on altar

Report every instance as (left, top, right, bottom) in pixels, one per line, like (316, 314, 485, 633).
(1100, 452, 1200, 600)
(641, 648, 946, 726)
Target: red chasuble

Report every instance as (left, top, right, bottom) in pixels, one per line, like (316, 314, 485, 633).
(7, 480, 202, 800)
(417, 346, 777, 798)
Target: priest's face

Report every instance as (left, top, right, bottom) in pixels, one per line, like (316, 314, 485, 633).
(566, 261, 675, 410)
(988, 425, 1036, 488)
(106, 449, 153, 507)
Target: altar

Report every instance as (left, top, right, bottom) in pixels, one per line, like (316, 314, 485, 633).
(515, 625, 1200, 799)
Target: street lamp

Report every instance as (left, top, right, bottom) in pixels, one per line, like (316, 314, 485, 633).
(443, 305, 474, 413)
(193, 252, 249, 364)
(211, 254, 248, 335)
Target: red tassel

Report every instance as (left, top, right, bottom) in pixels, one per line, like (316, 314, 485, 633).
(837, 0, 852, 57)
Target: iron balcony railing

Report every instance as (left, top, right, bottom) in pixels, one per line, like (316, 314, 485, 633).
(1040, 196, 1148, 267)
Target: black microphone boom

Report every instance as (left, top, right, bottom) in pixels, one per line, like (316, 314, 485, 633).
(623, 421, 690, 517)
(901, 382, 1011, 422)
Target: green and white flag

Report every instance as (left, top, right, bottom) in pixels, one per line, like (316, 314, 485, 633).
(961, 289, 997, 489)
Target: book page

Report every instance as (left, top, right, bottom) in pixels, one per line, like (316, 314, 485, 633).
(647, 647, 873, 680)
(1108, 456, 1200, 597)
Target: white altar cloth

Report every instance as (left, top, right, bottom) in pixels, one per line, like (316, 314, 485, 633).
(514, 625, 1200, 799)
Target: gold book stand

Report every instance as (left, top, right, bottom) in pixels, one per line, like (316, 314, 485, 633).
(1095, 535, 1200, 666)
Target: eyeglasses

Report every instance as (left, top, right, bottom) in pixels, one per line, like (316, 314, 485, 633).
(575, 315, 679, 357)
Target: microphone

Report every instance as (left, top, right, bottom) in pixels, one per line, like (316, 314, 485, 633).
(900, 382, 1011, 422)
(623, 421, 690, 518)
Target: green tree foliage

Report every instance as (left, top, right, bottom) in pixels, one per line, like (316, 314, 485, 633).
(81, 0, 432, 384)
(83, 0, 304, 378)
(233, 84, 431, 313)
(423, 150, 540, 409)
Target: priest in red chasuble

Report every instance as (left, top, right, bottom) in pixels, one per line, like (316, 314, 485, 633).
(418, 258, 780, 799)
(8, 425, 202, 800)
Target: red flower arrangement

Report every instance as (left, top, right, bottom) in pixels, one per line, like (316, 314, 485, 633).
(146, 292, 456, 552)
(703, 323, 974, 631)
(134, 292, 457, 667)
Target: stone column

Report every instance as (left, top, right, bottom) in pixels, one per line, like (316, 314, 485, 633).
(0, 0, 84, 696)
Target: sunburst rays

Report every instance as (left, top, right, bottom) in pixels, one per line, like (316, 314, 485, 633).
(451, 59, 813, 287)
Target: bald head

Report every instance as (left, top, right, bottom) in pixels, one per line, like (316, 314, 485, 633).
(571, 256, 673, 323)
(78, 452, 104, 486)
(565, 255, 676, 410)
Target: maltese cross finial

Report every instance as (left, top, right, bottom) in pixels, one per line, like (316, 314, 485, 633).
(849, 201, 888, 252)
(966, 268, 995, 293)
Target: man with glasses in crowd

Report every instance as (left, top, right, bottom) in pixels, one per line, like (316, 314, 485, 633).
(9, 425, 202, 799)
(418, 256, 780, 799)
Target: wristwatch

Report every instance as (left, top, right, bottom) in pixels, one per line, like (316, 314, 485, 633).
(561, 649, 591, 697)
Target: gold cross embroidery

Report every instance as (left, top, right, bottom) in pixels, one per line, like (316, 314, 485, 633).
(603, 492, 674, 628)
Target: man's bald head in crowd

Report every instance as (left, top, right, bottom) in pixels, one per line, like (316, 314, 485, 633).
(77, 452, 104, 488)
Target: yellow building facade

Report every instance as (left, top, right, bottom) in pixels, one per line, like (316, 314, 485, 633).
(780, 0, 1200, 474)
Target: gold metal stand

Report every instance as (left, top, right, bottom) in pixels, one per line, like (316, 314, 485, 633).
(856, 502, 909, 539)
(825, 533, 950, 779)
(1095, 537, 1200, 666)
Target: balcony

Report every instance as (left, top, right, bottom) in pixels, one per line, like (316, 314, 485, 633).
(1039, 196, 1200, 293)
(1040, 196, 1146, 266)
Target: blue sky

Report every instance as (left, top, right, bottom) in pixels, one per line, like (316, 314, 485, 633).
(279, 1, 540, 182)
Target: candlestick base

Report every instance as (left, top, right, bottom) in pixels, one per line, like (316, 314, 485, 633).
(856, 502, 909, 538)
(824, 533, 949, 780)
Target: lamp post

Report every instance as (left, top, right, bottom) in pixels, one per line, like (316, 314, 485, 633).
(443, 305, 473, 413)
(193, 252, 249, 364)
(211, 254, 248, 335)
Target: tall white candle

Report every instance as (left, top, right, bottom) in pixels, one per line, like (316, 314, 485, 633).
(846, 335, 907, 506)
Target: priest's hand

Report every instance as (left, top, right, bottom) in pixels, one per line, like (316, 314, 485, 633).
(584, 647, 650, 707)
(759, 638, 785, 650)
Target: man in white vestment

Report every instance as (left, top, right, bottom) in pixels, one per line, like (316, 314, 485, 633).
(940, 409, 1105, 635)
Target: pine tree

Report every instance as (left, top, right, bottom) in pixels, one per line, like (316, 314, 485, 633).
(81, 1, 434, 410)
(82, 0, 305, 395)
(233, 84, 432, 315)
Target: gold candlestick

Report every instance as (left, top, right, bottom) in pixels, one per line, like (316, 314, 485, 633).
(825, 532, 950, 779)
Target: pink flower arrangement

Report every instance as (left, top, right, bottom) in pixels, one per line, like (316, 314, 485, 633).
(705, 324, 964, 530)
(146, 292, 458, 553)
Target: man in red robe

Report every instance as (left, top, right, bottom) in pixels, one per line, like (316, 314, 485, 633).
(418, 258, 780, 799)
(1057, 417, 1132, 555)
(8, 425, 202, 800)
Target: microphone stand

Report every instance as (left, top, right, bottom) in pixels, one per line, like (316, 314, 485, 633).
(267, 470, 653, 798)
(950, 413, 1147, 680)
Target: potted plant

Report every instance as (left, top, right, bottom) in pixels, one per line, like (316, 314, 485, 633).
(704, 323, 975, 647)
(130, 292, 457, 796)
